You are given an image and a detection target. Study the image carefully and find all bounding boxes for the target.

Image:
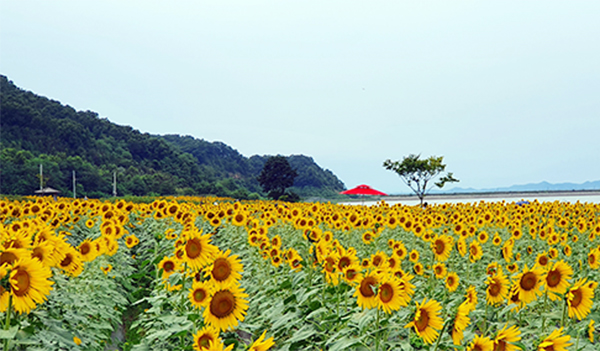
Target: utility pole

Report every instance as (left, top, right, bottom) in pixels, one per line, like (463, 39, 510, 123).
(39, 164, 43, 190)
(113, 171, 117, 197)
(72, 170, 76, 198)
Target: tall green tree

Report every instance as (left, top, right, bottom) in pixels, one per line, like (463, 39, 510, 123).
(383, 154, 458, 206)
(257, 156, 298, 200)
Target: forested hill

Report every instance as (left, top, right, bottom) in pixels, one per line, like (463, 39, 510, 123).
(0, 75, 345, 199)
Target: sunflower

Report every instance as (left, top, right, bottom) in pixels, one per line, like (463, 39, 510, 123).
(431, 234, 453, 262)
(492, 233, 502, 246)
(413, 262, 424, 276)
(451, 301, 471, 345)
(588, 248, 600, 269)
(203, 283, 249, 332)
(192, 325, 221, 350)
(58, 245, 84, 277)
(124, 234, 140, 248)
(342, 264, 363, 286)
(0, 248, 28, 268)
(8, 257, 54, 314)
(445, 272, 460, 292)
(30, 241, 59, 267)
(158, 256, 181, 280)
(486, 267, 509, 306)
(466, 335, 493, 351)
(361, 231, 374, 244)
(464, 285, 478, 312)
(248, 330, 275, 351)
(377, 276, 404, 314)
(78, 238, 98, 262)
(432, 263, 447, 279)
(567, 278, 595, 320)
(464, 241, 481, 264)
(183, 231, 218, 271)
(354, 272, 379, 309)
(370, 251, 387, 268)
(189, 280, 212, 309)
(408, 250, 420, 263)
(589, 320, 595, 343)
(544, 260, 572, 301)
(493, 324, 521, 351)
(537, 327, 572, 351)
(101, 264, 112, 275)
(85, 219, 95, 228)
(321, 254, 340, 286)
(404, 298, 443, 345)
(205, 250, 243, 287)
(514, 264, 544, 304)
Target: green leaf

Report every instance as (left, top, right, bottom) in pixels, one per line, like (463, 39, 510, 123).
(0, 326, 19, 340)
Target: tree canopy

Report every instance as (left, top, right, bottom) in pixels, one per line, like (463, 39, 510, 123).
(383, 154, 458, 206)
(257, 156, 298, 201)
(0, 75, 345, 199)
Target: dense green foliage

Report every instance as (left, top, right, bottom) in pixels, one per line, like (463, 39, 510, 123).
(257, 156, 298, 201)
(0, 75, 345, 199)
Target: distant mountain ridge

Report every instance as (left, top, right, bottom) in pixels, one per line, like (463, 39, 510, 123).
(438, 180, 600, 194)
(0, 75, 345, 198)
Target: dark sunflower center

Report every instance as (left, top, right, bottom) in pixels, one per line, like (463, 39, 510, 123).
(489, 280, 501, 297)
(61, 254, 73, 267)
(360, 277, 377, 298)
(339, 257, 351, 269)
(198, 334, 214, 348)
(12, 269, 31, 297)
(80, 243, 91, 255)
(415, 309, 430, 332)
(32, 247, 44, 262)
(447, 276, 456, 286)
(163, 261, 175, 272)
(324, 258, 335, 273)
(193, 288, 206, 303)
(520, 272, 537, 291)
(435, 240, 445, 254)
(235, 214, 244, 223)
(373, 256, 382, 266)
(539, 256, 549, 266)
(570, 289, 583, 308)
(346, 269, 357, 280)
(546, 270, 561, 288)
(0, 252, 17, 266)
(213, 258, 232, 281)
(470, 245, 478, 256)
(379, 283, 393, 303)
(494, 340, 507, 351)
(210, 290, 235, 319)
(186, 238, 202, 259)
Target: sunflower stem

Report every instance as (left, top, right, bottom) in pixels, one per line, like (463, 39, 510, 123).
(561, 300, 567, 328)
(375, 307, 381, 351)
(432, 319, 448, 351)
(542, 290, 548, 333)
(3, 294, 12, 351)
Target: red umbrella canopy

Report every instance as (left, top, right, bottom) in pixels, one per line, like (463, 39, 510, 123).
(340, 184, 387, 196)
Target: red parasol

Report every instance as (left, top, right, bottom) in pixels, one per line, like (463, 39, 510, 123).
(340, 184, 387, 196)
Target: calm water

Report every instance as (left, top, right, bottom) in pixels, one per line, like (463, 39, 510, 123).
(340, 193, 600, 207)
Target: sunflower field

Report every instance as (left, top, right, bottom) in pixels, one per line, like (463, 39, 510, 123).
(1, 196, 600, 351)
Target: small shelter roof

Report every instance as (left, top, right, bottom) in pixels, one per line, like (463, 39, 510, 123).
(34, 187, 61, 195)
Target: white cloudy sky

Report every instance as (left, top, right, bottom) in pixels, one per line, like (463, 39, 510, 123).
(1, 1, 599, 193)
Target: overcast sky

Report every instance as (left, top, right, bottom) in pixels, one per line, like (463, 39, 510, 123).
(1, 1, 599, 193)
